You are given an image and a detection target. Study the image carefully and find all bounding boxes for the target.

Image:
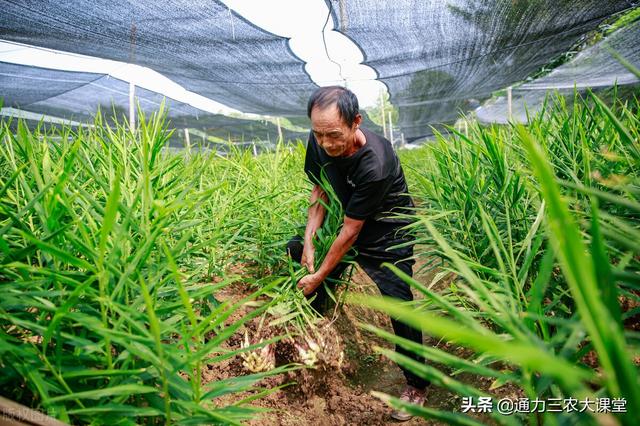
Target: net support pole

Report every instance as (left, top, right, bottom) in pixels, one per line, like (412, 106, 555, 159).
(507, 86, 513, 121)
(276, 117, 283, 142)
(388, 110, 394, 144)
(400, 132, 405, 148)
(380, 91, 387, 139)
(184, 128, 191, 157)
(129, 81, 136, 132)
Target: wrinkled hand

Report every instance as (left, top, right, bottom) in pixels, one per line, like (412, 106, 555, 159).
(297, 273, 323, 297)
(301, 243, 315, 273)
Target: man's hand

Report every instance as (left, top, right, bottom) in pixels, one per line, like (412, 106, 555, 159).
(301, 243, 315, 273)
(297, 216, 364, 298)
(297, 272, 324, 297)
(301, 185, 326, 273)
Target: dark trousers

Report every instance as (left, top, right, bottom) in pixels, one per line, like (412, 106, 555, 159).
(286, 235, 429, 390)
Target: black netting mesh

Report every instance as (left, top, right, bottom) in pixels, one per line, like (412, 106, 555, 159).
(1, 61, 198, 123)
(2, 1, 638, 141)
(476, 20, 640, 123)
(0, 61, 104, 106)
(23, 76, 197, 123)
(1, 62, 305, 143)
(521, 20, 640, 91)
(1, 0, 317, 116)
(334, 0, 633, 139)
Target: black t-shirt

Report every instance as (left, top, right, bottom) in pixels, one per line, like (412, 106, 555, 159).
(304, 127, 414, 247)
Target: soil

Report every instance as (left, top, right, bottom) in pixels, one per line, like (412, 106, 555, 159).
(620, 290, 640, 333)
(197, 253, 640, 425)
(198, 262, 519, 426)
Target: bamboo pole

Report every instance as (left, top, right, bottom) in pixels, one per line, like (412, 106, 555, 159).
(380, 91, 386, 139)
(276, 117, 283, 142)
(184, 128, 191, 157)
(128, 21, 137, 134)
(128, 81, 135, 133)
(507, 86, 513, 121)
(388, 110, 394, 144)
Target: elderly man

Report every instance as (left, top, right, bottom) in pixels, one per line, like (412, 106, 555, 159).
(286, 86, 429, 421)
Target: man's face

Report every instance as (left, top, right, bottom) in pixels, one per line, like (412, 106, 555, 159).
(310, 104, 358, 157)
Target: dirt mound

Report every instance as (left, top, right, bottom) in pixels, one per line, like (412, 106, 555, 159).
(200, 269, 435, 425)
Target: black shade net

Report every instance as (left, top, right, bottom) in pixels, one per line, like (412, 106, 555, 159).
(0, 61, 306, 143)
(2, 0, 638, 142)
(333, 0, 634, 139)
(0, 61, 104, 106)
(476, 20, 640, 123)
(1, 0, 317, 116)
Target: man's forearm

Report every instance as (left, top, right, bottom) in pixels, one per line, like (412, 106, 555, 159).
(315, 218, 363, 279)
(297, 215, 364, 296)
(304, 185, 327, 245)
